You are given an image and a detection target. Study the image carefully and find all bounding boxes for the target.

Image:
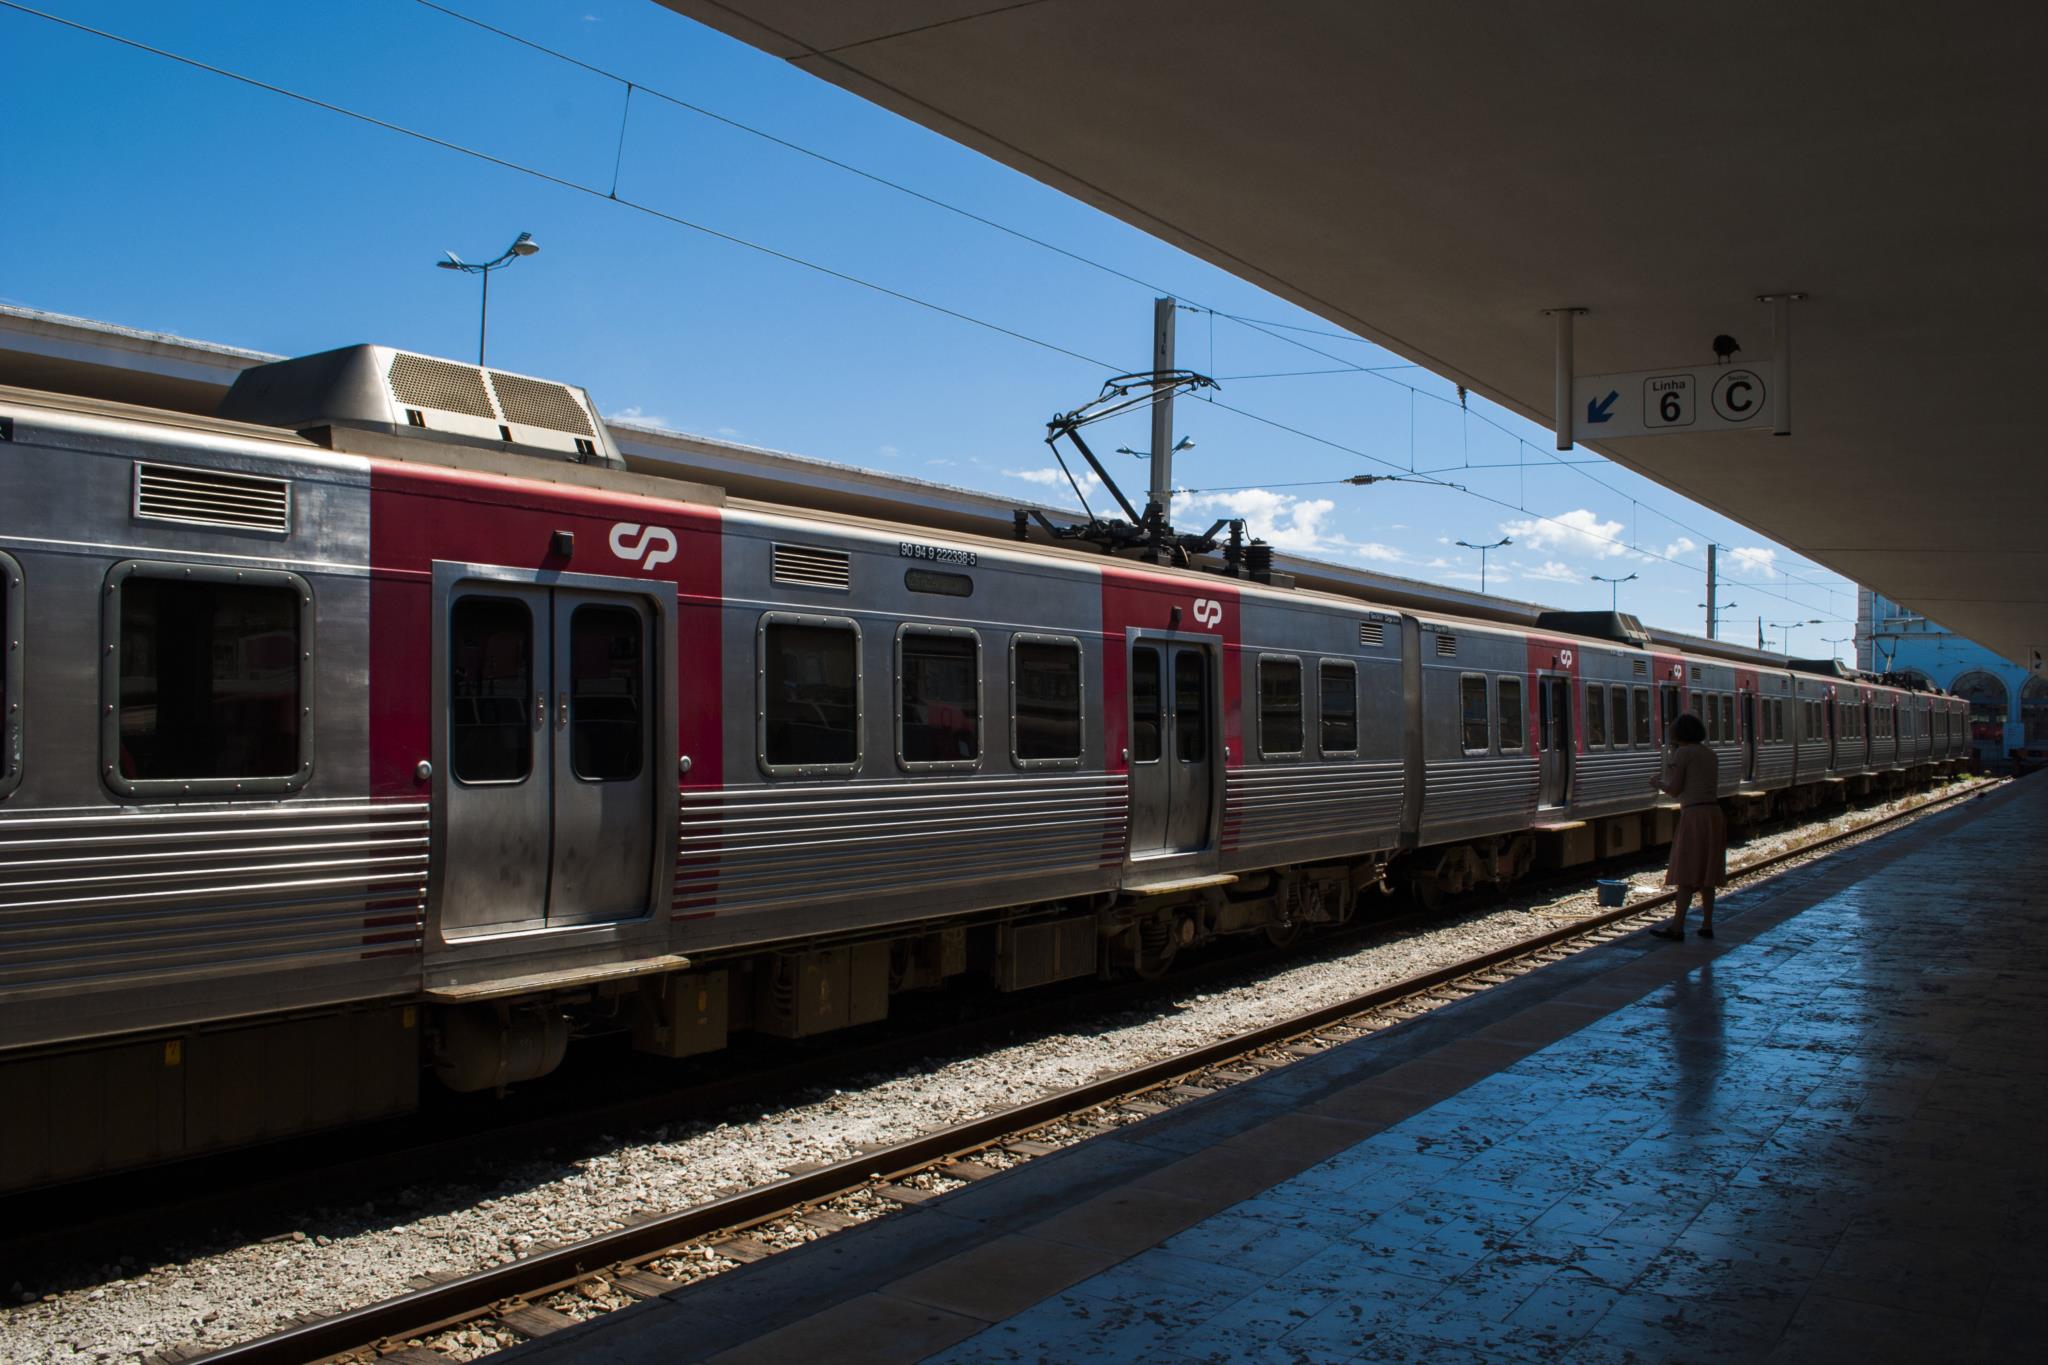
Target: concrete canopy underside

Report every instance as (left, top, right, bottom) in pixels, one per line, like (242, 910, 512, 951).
(659, 0, 2048, 665)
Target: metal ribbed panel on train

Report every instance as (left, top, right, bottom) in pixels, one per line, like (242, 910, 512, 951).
(0, 800, 427, 1044)
(1221, 761, 1403, 854)
(676, 772, 1126, 916)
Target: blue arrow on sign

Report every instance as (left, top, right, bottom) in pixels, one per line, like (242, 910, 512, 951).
(1586, 390, 1619, 424)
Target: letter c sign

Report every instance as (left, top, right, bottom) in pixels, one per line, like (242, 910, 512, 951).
(1192, 598, 1223, 627)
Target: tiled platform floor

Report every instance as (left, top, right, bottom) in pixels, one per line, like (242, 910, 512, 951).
(517, 778, 2047, 1364)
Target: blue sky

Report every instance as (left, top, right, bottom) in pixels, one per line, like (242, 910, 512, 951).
(0, 0, 1860, 656)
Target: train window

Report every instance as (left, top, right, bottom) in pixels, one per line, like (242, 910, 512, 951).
(1258, 656, 1304, 757)
(1585, 683, 1607, 748)
(106, 562, 312, 796)
(1012, 636, 1082, 766)
(1131, 646, 1162, 763)
(1703, 693, 1718, 742)
(1720, 694, 1735, 744)
(1460, 674, 1490, 752)
(897, 627, 980, 768)
(1319, 660, 1358, 755)
(1497, 677, 1524, 751)
(761, 617, 861, 772)
(1632, 687, 1651, 745)
(569, 605, 646, 782)
(1610, 687, 1629, 750)
(1174, 650, 1208, 764)
(0, 551, 19, 800)
(450, 596, 533, 784)
(1660, 684, 1680, 740)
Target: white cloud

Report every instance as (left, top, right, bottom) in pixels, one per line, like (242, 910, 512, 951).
(716, 425, 740, 438)
(1727, 545, 1778, 578)
(607, 405, 674, 431)
(1663, 535, 1697, 559)
(1004, 466, 1101, 489)
(1174, 488, 1400, 564)
(1520, 560, 1584, 584)
(877, 444, 900, 459)
(1500, 507, 1630, 559)
(925, 458, 956, 468)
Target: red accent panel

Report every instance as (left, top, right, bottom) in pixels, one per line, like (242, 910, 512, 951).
(1652, 652, 1687, 740)
(1099, 566, 1243, 766)
(367, 461, 723, 799)
(1524, 635, 1582, 750)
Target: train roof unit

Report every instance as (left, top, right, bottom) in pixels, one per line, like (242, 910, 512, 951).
(219, 344, 627, 470)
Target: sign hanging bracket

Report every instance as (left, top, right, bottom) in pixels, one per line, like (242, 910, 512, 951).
(1542, 307, 1587, 450)
(1755, 293, 1805, 436)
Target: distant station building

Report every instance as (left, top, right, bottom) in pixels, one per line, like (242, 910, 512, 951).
(1858, 588, 2042, 768)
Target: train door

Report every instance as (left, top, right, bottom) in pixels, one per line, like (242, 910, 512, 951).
(1537, 674, 1572, 808)
(1126, 638, 1216, 857)
(441, 579, 660, 936)
(1741, 692, 1758, 782)
(1826, 697, 1838, 769)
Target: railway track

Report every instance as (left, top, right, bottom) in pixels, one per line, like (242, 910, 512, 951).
(181, 775, 2003, 1365)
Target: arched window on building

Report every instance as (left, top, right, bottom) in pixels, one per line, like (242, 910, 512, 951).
(1950, 671, 2009, 748)
(2024, 676, 2048, 745)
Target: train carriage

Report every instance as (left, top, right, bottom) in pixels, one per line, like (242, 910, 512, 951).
(0, 344, 1965, 1188)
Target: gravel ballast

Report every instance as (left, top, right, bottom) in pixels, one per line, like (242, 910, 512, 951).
(0, 780, 1991, 1364)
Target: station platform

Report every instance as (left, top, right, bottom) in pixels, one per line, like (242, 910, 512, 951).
(513, 778, 2046, 1364)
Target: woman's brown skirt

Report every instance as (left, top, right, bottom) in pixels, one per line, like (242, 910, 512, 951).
(1665, 803, 1728, 888)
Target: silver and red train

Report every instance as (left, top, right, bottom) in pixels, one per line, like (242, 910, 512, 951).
(0, 345, 1966, 1186)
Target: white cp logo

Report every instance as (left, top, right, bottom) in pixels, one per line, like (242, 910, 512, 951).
(1191, 598, 1223, 627)
(1559, 649, 1574, 668)
(609, 521, 677, 571)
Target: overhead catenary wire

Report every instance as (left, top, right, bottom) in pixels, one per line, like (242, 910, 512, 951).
(409, 0, 1855, 603)
(404, 1, 1857, 609)
(0, 0, 1119, 372)
(6, 0, 1852, 622)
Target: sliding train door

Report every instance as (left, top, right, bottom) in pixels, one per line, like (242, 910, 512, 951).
(438, 570, 666, 938)
(1536, 674, 1572, 809)
(1126, 637, 1217, 858)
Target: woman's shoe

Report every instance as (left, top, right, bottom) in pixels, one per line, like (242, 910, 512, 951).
(1650, 926, 1685, 941)
(1697, 925, 1714, 939)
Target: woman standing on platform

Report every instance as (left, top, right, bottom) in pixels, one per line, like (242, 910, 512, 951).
(1652, 712, 1726, 939)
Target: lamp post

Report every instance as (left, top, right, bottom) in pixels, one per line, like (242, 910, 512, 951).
(1699, 600, 1740, 635)
(1823, 634, 1854, 668)
(1456, 536, 1512, 594)
(435, 231, 540, 366)
(1589, 571, 1638, 611)
(1114, 436, 1196, 459)
(1768, 618, 1823, 653)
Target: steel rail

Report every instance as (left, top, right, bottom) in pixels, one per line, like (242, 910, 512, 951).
(192, 777, 2001, 1365)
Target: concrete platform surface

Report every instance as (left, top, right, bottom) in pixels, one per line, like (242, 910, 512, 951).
(512, 778, 2046, 1364)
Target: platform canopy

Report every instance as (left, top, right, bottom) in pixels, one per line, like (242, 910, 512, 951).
(657, 0, 2048, 666)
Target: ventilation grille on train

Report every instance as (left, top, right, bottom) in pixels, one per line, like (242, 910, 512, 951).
(1633, 659, 1649, 676)
(488, 371, 594, 436)
(772, 543, 852, 589)
(386, 352, 496, 419)
(133, 462, 291, 534)
(1358, 621, 1386, 647)
(1435, 632, 1458, 657)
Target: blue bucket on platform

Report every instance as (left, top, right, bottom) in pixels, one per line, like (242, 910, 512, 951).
(1595, 879, 1629, 907)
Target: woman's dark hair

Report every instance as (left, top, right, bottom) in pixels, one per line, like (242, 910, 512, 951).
(1671, 713, 1706, 744)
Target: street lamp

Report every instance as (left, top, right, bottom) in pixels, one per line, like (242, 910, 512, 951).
(1699, 600, 1740, 636)
(1589, 571, 1638, 611)
(1455, 536, 1512, 594)
(1823, 634, 1855, 668)
(1114, 436, 1196, 458)
(436, 231, 540, 366)
(1768, 618, 1823, 653)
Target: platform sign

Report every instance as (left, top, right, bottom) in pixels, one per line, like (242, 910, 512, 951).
(1572, 362, 1773, 439)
